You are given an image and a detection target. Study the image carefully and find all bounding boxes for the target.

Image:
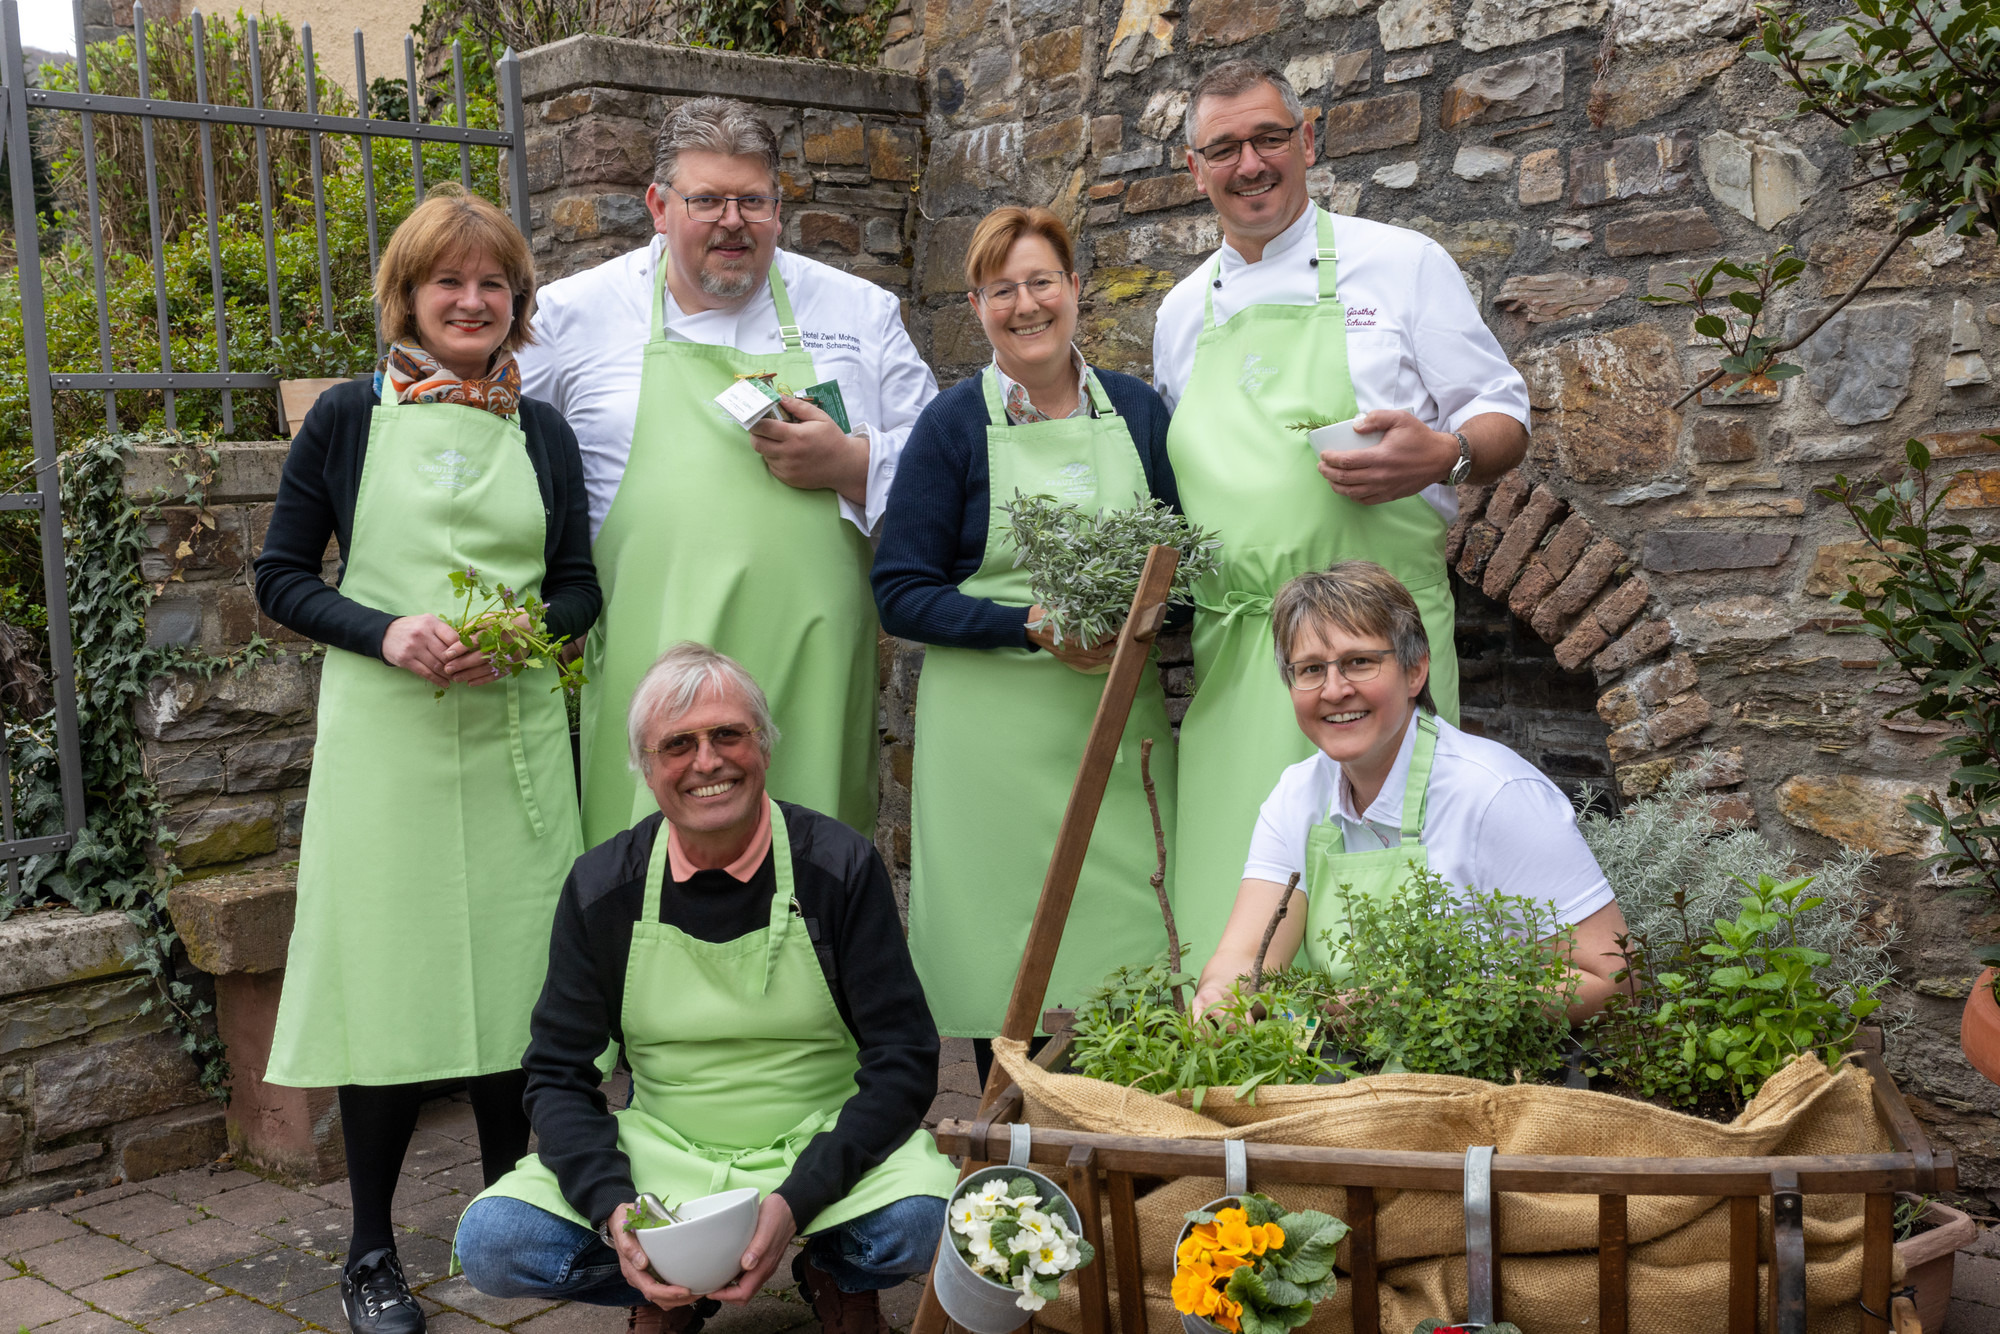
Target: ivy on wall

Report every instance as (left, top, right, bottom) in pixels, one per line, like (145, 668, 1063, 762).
(5, 431, 303, 1098)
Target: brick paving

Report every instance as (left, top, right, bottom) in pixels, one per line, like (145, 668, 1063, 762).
(5, 1040, 978, 1333)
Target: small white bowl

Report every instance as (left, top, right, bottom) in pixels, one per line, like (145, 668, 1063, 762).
(632, 1187, 760, 1294)
(1306, 418, 1378, 454)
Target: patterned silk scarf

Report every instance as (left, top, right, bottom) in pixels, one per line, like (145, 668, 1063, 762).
(999, 346, 1094, 424)
(383, 340, 522, 418)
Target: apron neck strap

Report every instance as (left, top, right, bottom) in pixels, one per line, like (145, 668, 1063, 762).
(649, 244, 799, 352)
(1202, 206, 1337, 331)
(1399, 710, 1439, 843)
(1311, 206, 1339, 301)
(761, 798, 795, 992)
(768, 263, 803, 352)
(639, 797, 793, 929)
(978, 362, 1120, 425)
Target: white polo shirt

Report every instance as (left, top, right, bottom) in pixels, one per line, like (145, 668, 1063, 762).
(1150, 205, 1531, 524)
(519, 236, 938, 540)
(1243, 713, 1615, 928)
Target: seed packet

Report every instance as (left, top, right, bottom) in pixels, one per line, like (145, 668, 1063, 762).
(796, 379, 850, 433)
(715, 376, 784, 428)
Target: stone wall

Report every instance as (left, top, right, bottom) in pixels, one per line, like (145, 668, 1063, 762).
(127, 444, 322, 883)
(903, 0, 2000, 1192)
(0, 911, 224, 1209)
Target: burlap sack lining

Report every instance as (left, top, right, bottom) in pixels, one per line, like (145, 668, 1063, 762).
(993, 1040, 1900, 1334)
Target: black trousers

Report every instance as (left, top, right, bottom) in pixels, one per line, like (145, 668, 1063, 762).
(337, 1069, 530, 1269)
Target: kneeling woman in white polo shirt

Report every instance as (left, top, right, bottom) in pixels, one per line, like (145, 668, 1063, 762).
(1191, 560, 1629, 1019)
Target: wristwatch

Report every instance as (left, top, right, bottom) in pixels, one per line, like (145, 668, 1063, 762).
(1444, 430, 1474, 486)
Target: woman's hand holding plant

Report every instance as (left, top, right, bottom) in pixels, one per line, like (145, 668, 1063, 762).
(382, 614, 462, 688)
(441, 612, 532, 688)
(1026, 605, 1116, 672)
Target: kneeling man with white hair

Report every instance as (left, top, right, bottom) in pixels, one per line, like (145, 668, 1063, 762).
(456, 642, 956, 1334)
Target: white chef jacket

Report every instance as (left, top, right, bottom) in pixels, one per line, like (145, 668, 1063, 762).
(1243, 713, 1615, 929)
(519, 236, 938, 540)
(1151, 205, 1531, 524)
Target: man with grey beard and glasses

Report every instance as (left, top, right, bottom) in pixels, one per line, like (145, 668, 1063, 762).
(521, 97, 936, 850)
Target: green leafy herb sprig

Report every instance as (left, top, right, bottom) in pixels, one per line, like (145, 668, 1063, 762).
(1586, 873, 1882, 1111)
(439, 566, 586, 700)
(623, 1194, 684, 1232)
(1001, 493, 1222, 648)
(1070, 959, 1346, 1109)
(1327, 868, 1577, 1085)
(1178, 1193, 1349, 1334)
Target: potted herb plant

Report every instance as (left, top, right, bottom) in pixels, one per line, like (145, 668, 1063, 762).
(1895, 1192, 1981, 1333)
(935, 1166, 1096, 1334)
(1963, 952, 2000, 1085)
(1172, 1193, 1348, 1334)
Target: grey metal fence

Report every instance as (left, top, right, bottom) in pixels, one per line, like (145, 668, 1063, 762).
(0, 0, 532, 876)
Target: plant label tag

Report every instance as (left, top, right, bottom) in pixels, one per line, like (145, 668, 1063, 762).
(715, 379, 783, 429)
(797, 379, 851, 433)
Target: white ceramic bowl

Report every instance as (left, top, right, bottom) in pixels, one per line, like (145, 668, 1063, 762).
(1306, 418, 1378, 453)
(633, 1187, 760, 1294)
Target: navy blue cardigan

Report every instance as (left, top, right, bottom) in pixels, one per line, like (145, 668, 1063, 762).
(871, 367, 1183, 650)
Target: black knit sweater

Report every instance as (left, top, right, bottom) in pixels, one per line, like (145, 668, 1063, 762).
(520, 804, 940, 1230)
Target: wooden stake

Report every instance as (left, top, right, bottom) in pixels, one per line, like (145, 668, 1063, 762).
(980, 543, 1181, 1108)
(1249, 872, 1300, 994)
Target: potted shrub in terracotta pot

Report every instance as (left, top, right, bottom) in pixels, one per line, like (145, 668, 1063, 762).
(1963, 951, 2000, 1084)
(273, 324, 367, 436)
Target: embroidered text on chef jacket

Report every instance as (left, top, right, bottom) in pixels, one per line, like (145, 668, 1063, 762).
(1243, 713, 1615, 929)
(520, 236, 938, 540)
(1151, 207, 1530, 525)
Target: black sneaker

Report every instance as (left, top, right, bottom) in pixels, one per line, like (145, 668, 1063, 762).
(342, 1247, 426, 1334)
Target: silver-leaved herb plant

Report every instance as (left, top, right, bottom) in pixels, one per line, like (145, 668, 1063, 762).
(1001, 492, 1222, 647)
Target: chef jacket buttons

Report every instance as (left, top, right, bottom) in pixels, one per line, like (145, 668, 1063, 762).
(1212, 279, 1222, 289)
(1308, 257, 1319, 267)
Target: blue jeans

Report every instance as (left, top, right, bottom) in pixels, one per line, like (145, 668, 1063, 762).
(456, 1192, 947, 1304)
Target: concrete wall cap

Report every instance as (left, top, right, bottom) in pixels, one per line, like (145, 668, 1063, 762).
(166, 865, 300, 976)
(520, 35, 923, 116)
(0, 910, 146, 1002)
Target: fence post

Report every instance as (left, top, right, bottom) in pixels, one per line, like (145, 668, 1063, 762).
(499, 47, 530, 241)
(0, 0, 87, 840)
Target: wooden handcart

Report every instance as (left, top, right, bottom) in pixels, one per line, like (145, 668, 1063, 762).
(909, 548, 1953, 1334)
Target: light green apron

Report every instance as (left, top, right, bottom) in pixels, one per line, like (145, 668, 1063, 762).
(472, 799, 957, 1238)
(267, 391, 582, 1087)
(1164, 207, 1459, 970)
(580, 261, 878, 847)
(907, 366, 1180, 1038)
(1300, 711, 1437, 984)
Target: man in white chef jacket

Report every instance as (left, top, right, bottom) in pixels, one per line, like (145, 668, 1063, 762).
(522, 96, 936, 846)
(1149, 59, 1534, 966)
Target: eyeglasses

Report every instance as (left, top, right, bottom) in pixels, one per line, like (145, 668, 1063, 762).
(669, 188, 779, 224)
(642, 722, 764, 760)
(1194, 123, 1301, 166)
(974, 270, 1071, 309)
(1282, 652, 1391, 691)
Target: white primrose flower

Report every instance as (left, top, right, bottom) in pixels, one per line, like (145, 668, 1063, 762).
(1011, 1271, 1048, 1312)
(1029, 1237, 1071, 1275)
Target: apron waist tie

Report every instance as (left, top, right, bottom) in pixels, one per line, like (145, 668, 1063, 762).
(505, 678, 549, 839)
(1194, 590, 1276, 626)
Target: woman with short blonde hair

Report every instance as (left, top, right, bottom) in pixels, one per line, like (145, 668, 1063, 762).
(872, 203, 1188, 1085)
(253, 186, 599, 1334)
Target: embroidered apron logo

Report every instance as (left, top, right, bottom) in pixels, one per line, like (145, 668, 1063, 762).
(420, 449, 482, 490)
(1054, 461, 1096, 502)
(1237, 352, 1278, 396)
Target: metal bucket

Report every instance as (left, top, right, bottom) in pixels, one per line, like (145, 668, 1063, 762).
(1173, 1140, 1250, 1334)
(934, 1125, 1088, 1334)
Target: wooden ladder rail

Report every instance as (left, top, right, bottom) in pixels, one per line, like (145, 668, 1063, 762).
(910, 545, 1180, 1334)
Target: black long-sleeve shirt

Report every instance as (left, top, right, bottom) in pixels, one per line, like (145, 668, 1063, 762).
(871, 367, 1186, 650)
(252, 378, 600, 655)
(521, 803, 940, 1230)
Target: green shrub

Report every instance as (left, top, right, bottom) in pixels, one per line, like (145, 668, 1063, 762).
(1576, 760, 1900, 1020)
(1324, 868, 1578, 1085)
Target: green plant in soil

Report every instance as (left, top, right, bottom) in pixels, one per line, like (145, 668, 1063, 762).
(1325, 868, 1577, 1086)
(1587, 874, 1883, 1112)
(1576, 759, 1900, 1024)
(1069, 959, 1345, 1108)
(439, 567, 586, 699)
(1000, 492, 1222, 648)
